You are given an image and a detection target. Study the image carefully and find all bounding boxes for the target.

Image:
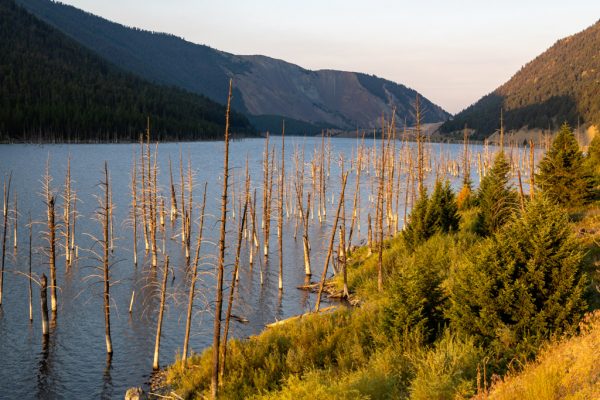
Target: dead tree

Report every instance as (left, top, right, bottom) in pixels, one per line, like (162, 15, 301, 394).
(28, 214, 33, 321)
(153, 255, 169, 370)
(0, 172, 11, 307)
(212, 79, 233, 399)
(13, 192, 17, 250)
(63, 157, 72, 267)
(101, 162, 113, 355)
(220, 194, 248, 381)
(44, 164, 58, 314)
(182, 183, 207, 365)
(169, 157, 178, 222)
(315, 172, 348, 312)
(529, 140, 535, 199)
(131, 158, 138, 267)
(40, 273, 49, 336)
(278, 123, 285, 291)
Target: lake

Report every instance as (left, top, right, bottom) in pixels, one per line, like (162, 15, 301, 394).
(0, 137, 504, 399)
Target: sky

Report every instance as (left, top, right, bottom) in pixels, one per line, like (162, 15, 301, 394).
(59, 0, 599, 114)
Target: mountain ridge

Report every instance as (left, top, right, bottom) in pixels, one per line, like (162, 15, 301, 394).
(441, 20, 600, 139)
(16, 0, 451, 134)
(0, 0, 254, 142)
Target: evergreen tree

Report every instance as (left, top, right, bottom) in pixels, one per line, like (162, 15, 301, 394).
(404, 180, 460, 249)
(428, 180, 460, 233)
(536, 122, 593, 206)
(403, 190, 431, 249)
(476, 151, 517, 236)
(448, 196, 587, 361)
(585, 133, 600, 189)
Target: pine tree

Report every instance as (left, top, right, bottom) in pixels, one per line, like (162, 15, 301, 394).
(448, 196, 587, 361)
(536, 122, 593, 206)
(476, 151, 517, 236)
(585, 133, 600, 189)
(403, 190, 430, 249)
(404, 180, 460, 249)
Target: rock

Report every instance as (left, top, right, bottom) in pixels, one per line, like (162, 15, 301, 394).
(124, 387, 147, 400)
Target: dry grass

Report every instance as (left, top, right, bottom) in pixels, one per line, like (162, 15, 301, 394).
(474, 310, 600, 400)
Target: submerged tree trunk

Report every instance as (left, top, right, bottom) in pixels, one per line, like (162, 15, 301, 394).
(182, 183, 207, 365)
(315, 172, 348, 312)
(153, 255, 169, 370)
(102, 162, 113, 355)
(212, 79, 233, 399)
(0, 172, 11, 307)
(40, 273, 49, 336)
(278, 123, 285, 291)
(220, 196, 248, 381)
(28, 214, 33, 321)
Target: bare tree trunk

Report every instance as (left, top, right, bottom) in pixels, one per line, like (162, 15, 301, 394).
(182, 183, 207, 365)
(377, 124, 386, 293)
(40, 273, 49, 336)
(220, 196, 248, 381)
(13, 192, 17, 250)
(517, 169, 525, 211)
(48, 195, 57, 313)
(169, 157, 178, 222)
(346, 156, 361, 253)
(28, 214, 33, 321)
(102, 162, 113, 355)
(212, 79, 233, 399)
(131, 159, 138, 267)
(529, 140, 535, 199)
(153, 255, 169, 370)
(0, 172, 11, 307)
(63, 157, 71, 267)
(302, 193, 311, 275)
(315, 172, 348, 312)
(140, 136, 149, 252)
(278, 123, 285, 291)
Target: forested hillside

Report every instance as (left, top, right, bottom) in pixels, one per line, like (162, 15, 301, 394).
(0, 0, 254, 142)
(442, 20, 600, 139)
(17, 0, 450, 134)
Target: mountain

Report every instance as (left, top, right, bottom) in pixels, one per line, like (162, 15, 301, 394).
(442, 20, 600, 139)
(15, 0, 451, 134)
(0, 0, 254, 142)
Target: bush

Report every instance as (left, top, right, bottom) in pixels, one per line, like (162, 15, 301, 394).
(448, 196, 588, 364)
(409, 331, 482, 400)
(475, 152, 517, 236)
(536, 122, 593, 206)
(403, 180, 460, 249)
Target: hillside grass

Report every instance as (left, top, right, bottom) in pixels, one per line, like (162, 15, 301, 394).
(165, 203, 600, 399)
(475, 310, 600, 400)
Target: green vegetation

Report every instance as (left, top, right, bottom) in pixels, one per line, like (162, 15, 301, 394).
(166, 124, 600, 400)
(403, 180, 459, 249)
(536, 123, 593, 206)
(478, 310, 600, 400)
(0, 0, 254, 142)
(586, 134, 600, 193)
(449, 196, 587, 365)
(475, 152, 517, 236)
(441, 20, 600, 138)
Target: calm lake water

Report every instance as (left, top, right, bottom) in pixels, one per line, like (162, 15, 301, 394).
(0, 137, 492, 399)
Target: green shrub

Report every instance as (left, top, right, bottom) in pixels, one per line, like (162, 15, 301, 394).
(476, 152, 518, 236)
(536, 122, 593, 206)
(448, 196, 588, 365)
(409, 331, 482, 400)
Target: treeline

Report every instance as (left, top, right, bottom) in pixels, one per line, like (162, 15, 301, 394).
(442, 20, 600, 139)
(0, 0, 255, 142)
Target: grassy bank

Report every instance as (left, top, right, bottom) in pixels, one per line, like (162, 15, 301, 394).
(164, 199, 600, 399)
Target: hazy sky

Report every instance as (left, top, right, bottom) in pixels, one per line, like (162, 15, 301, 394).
(59, 0, 599, 114)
